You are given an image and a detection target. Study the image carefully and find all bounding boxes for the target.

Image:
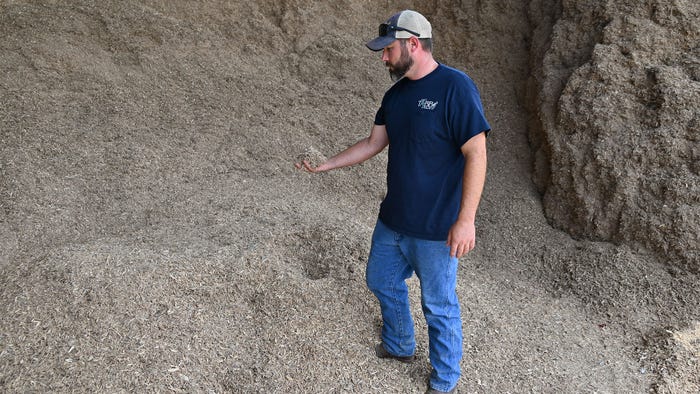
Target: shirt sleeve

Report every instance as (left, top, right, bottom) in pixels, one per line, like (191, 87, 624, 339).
(374, 105, 386, 125)
(448, 77, 491, 146)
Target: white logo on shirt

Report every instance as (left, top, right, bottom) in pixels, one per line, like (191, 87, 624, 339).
(417, 99, 438, 110)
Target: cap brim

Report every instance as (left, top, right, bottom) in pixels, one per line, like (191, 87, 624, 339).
(366, 35, 395, 51)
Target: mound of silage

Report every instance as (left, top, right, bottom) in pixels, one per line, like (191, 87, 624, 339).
(1, 1, 698, 392)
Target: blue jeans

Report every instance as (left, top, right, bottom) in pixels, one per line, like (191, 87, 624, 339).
(366, 219, 463, 392)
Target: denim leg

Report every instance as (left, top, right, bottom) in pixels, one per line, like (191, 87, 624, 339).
(365, 220, 416, 357)
(403, 237, 462, 392)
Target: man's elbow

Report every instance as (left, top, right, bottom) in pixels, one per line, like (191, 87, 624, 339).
(461, 131, 487, 159)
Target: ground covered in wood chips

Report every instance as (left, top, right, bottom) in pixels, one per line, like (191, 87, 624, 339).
(1, 1, 698, 393)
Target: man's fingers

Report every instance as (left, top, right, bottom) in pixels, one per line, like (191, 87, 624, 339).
(457, 244, 465, 259)
(450, 241, 462, 258)
(453, 240, 475, 259)
(459, 240, 475, 258)
(294, 160, 317, 173)
(447, 235, 455, 257)
(304, 162, 317, 172)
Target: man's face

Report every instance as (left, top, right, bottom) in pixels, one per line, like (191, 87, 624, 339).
(382, 40, 413, 82)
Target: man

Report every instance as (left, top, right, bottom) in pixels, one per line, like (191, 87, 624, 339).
(295, 10, 490, 394)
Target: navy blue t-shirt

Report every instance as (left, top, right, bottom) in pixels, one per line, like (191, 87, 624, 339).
(374, 64, 490, 240)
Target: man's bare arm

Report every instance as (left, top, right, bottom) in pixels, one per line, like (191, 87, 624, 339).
(295, 124, 389, 173)
(446, 131, 487, 258)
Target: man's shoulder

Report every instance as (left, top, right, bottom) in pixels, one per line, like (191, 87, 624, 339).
(436, 64, 476, 85)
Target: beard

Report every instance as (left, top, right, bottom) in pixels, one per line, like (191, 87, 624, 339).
(386, 42, 413, 82)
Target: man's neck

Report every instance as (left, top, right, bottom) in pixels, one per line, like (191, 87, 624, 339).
(406, 54, 439, 81)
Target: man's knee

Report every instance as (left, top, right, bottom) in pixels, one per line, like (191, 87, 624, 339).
(365, 264, 383, 293)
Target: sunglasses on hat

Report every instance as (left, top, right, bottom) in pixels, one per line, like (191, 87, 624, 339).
(378, 23, 421, 38)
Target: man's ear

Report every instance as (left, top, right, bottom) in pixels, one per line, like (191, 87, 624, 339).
(408, 36, 420, 51)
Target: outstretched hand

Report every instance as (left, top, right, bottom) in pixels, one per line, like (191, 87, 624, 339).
(294, 159, 324, 173)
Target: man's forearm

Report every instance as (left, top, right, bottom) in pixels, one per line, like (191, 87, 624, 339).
(457, 137, 487, 224)
(319, 137, 384, 171)
(309, 124, 389, 173)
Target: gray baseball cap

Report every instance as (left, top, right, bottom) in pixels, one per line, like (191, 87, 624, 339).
(366, 10, 432, 51)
